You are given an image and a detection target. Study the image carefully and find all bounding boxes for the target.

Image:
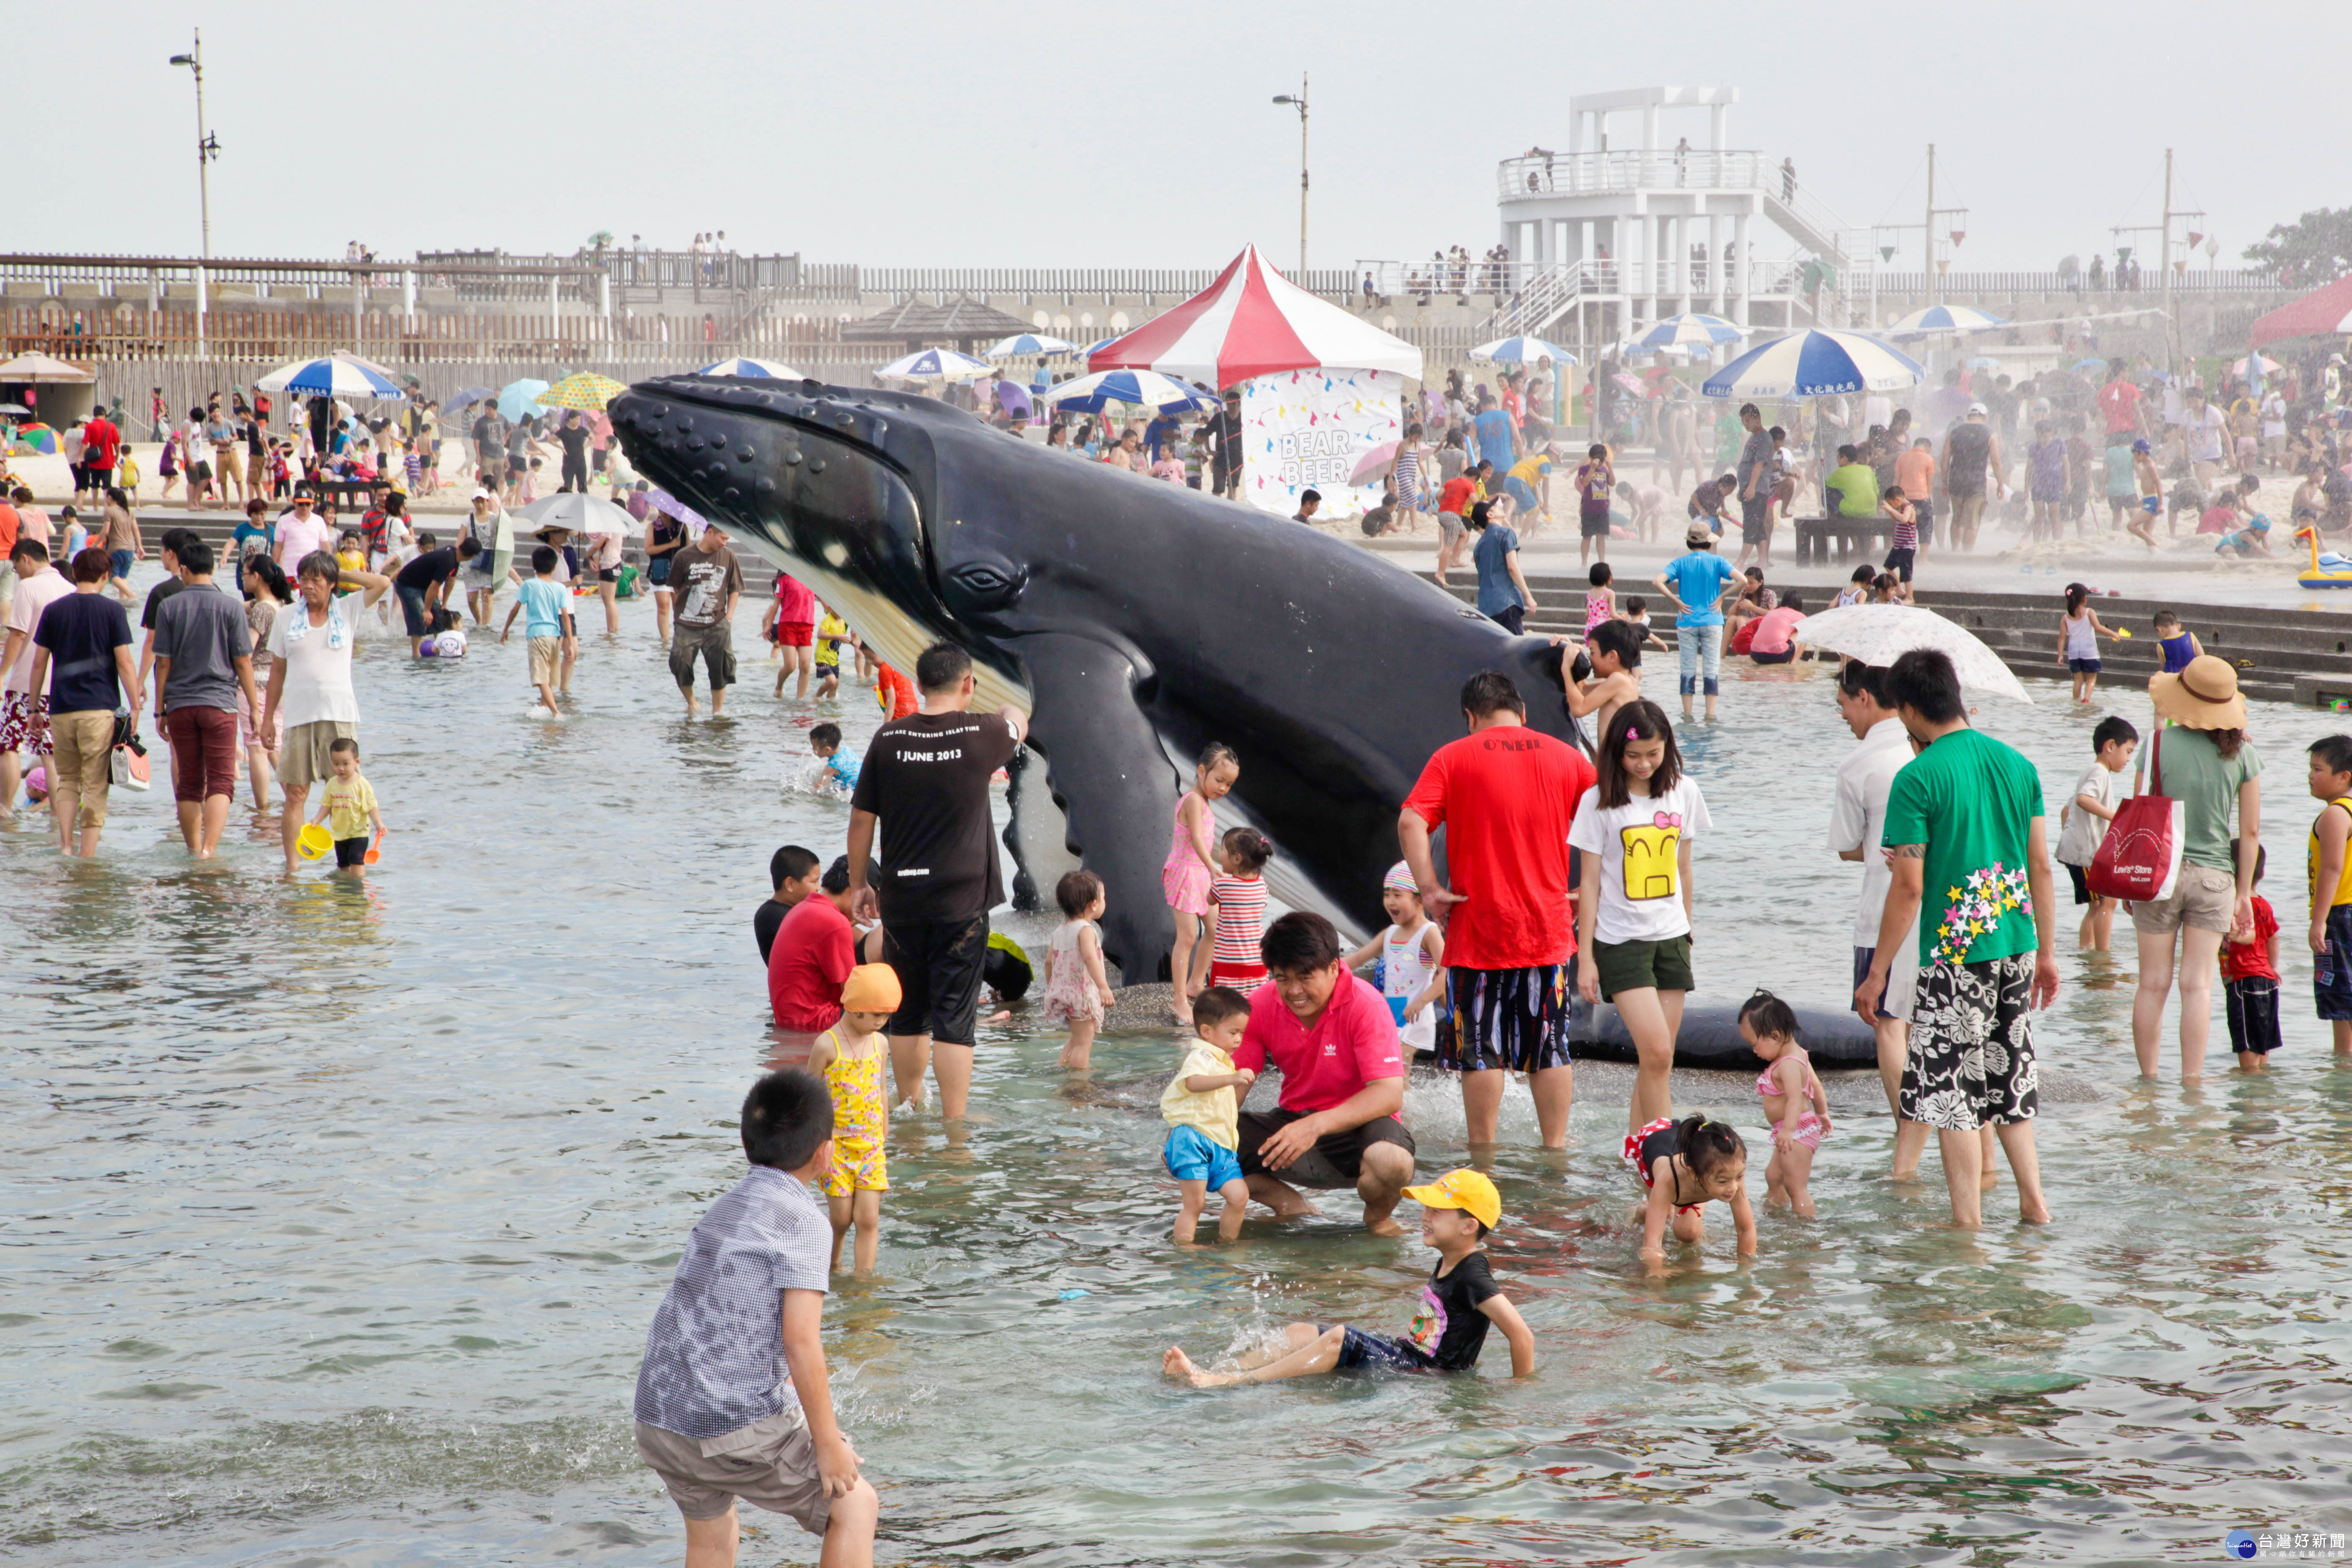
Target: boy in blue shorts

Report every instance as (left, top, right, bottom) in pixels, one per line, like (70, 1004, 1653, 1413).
(1162, 1167, 1535, 1383)
(1161, 985, 1256, 1242)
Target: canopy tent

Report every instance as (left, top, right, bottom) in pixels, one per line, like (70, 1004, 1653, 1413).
(1088, 244, 1421, 387)
(2251, 275, 2352, 349)
(0, 352, 95, 383)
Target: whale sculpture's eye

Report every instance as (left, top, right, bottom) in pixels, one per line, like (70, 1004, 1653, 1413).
(943, 557, 1026, 614)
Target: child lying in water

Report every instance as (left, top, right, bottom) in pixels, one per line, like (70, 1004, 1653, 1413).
(1161, 1169, 1534, 1385)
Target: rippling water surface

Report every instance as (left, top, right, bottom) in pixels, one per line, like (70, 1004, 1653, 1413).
(8, 591, 2352, 1566)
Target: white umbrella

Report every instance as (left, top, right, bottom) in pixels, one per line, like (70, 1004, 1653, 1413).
(516, 492, 640, 536)
(1791, 604, 2032, 703)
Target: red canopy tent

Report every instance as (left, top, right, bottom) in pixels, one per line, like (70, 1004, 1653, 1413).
(2250, 275, 2352, 349)
(1088, 244, 1420, 387)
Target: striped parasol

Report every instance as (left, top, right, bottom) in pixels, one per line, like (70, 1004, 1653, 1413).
(1885, 304, 2008, 340)
(1624, 314, 1747, 350)
(1470, 335, 1580, 365)
(536, 372, 629, 411)
(1038, 368, 1221, 414)
(1702, 330, 1924, 400)
(878, 347, 992, 381)
(982, 333, 1081, 359)
(255, 356, 407, 400)
(697, 357, 806, 379)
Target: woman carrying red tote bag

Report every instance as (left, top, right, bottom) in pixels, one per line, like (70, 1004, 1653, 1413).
(2087, 727, 2183, 903)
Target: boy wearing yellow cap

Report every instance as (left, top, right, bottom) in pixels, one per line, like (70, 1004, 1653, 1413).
(807, 964, 898, 1274)
(1162, 1168, 1535, 1386)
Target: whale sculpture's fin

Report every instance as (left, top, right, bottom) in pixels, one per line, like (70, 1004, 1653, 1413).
(1008, 631, 1180, 986)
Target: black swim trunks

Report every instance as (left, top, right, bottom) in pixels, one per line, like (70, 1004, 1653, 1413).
(882, 914, 990, 1047)
(1237, 1106, 1416, 1188)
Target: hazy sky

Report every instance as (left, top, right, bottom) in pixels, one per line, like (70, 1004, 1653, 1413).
(18, 2, 2334, 277)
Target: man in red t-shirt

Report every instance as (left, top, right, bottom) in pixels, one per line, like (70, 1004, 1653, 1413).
(1230, 912, 1415, 1235)
(1398, 670, 1596, 1148)
(767, 854, 863, 1032)
(82, 409, 120, 500)
(2095, 361, 2146, 440)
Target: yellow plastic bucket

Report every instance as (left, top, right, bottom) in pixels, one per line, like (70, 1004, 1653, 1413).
(296, 823, 334, 860)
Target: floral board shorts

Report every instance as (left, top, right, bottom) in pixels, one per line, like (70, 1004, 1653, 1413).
(1901, 954, 2039, 1130)
(0, 691, 52, 756)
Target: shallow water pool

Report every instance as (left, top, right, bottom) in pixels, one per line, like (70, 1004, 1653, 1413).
(6, 599, 2352, 1566)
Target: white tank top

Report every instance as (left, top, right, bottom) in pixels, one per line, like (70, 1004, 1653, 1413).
(1382, 923, 1441, 1052)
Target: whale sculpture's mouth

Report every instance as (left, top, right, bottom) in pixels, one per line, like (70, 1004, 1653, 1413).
(611, 378, 1035, 714)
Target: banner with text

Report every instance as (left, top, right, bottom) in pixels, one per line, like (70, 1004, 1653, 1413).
(1240, 367, 1402, 520)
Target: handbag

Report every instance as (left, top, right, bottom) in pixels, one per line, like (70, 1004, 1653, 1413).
(2086, 729, 2182, 902)
(109, 730, 152, 792)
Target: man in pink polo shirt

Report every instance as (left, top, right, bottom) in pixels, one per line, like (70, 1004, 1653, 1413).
(1231, 911, 1416, 1236)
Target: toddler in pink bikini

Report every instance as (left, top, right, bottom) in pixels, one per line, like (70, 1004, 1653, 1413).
(1739, 989, 1831, 1217)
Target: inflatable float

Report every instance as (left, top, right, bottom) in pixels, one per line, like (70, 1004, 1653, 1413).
(1413, 997, 1878, 1073)
(2293, 526, 2352, 590)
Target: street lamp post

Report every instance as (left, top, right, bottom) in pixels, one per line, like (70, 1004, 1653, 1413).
(1271, 75, 1308, 279)
(169, 31, 220, 357)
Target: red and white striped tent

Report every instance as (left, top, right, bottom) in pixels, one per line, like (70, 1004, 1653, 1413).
(1088, 245, 1421, 387)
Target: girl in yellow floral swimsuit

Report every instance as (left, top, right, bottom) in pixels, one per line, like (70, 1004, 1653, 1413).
(809, 964, 899, 1274)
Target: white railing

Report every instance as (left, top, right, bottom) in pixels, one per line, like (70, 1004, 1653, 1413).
(1497, 149, 1792, 201)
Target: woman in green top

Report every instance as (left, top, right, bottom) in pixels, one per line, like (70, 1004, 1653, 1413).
(2130, 656, 2262, 1081)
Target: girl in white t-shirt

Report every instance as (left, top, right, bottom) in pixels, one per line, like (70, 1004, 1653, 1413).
(1569, 699, 1713, 1135)
(1342, 861, 1446, 1054)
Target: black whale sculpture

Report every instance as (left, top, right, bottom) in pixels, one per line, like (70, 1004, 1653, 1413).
(610, 375, 1581, 983)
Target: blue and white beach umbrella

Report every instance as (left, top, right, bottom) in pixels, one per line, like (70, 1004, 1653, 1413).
(696, 357, 806, 379)
(1625, 314, 1746, 350)
(1038, 368, 1221, 414)
(1885, 304, 2008, 340)
(877, 347, 993, 381)
(981, 333, 1081, 360)
(1702, 330, 1924, 400)
(254, 355, 407, 400)
(1469, 335, 1578, 366)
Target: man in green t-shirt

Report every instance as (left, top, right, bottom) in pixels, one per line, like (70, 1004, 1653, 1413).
(1825, 444, 1880, 519)
(1856, 648, 2057, 1228)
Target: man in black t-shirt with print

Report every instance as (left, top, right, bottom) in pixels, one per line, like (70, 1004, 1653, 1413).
(847, 642, 1029, 1119)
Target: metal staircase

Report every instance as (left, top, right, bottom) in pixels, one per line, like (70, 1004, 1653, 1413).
(1478, 260, 1598, 340)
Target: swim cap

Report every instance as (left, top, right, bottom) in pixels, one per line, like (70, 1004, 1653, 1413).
(1383, 861, 1420, 895)
(841, 963, 903, 1014)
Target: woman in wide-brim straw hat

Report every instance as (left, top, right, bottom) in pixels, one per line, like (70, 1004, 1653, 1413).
(2132, 654, 2262, 1081)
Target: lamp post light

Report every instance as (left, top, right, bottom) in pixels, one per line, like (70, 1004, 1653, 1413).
(1271, 75, 1308, 279)
(168, 31, 219, 356)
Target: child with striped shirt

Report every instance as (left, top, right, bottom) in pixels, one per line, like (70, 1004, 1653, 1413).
(1205, 827, 1273, 995)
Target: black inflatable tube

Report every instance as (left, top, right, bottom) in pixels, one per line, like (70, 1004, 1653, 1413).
(1414, 999, 1878, 1073)
(1571, 1000, 1878, 1071)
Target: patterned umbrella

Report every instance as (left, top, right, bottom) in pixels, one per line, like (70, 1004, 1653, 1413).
(536, 372, 629, 411)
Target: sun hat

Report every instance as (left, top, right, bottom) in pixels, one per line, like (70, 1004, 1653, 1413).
(841, 963, 903, 1015)
(2131, 438, 2151, 453)
(1383, 861, 1420, 895)
(1403, 1168, 1502, 1230)
(1967, 401, 1988, 415)
(1685, 522, 1715, 547)
(2149, 653, 2247, 730)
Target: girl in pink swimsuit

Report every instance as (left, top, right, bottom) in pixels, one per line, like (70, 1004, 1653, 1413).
(1162, 741, 1238, 1025)
(1739, 990, 1831, 1217)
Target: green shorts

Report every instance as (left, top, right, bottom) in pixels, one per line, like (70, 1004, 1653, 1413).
(1592, 935, 1693, 999)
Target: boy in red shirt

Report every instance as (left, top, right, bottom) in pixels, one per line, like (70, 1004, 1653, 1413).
(2222, 845, 2281, 1071)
